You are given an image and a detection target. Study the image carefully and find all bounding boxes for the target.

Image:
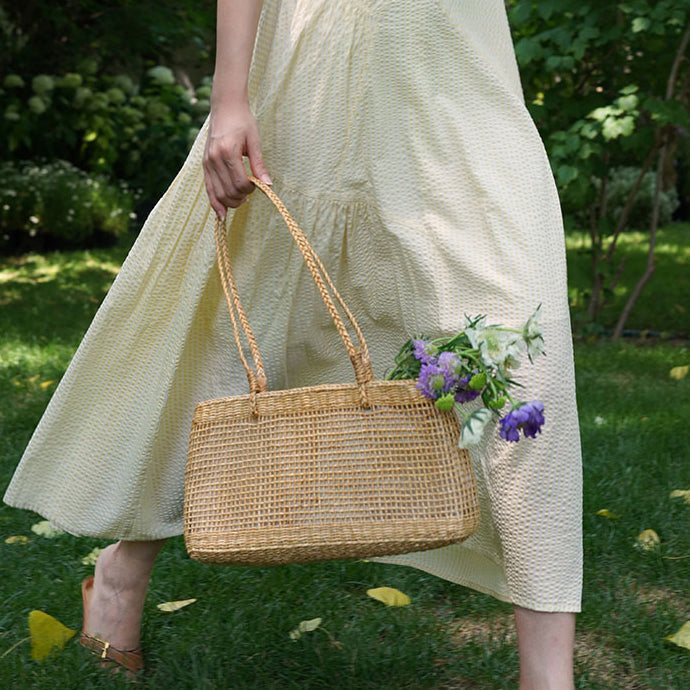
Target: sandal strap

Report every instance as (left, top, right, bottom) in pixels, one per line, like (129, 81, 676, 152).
(80, 632, 143, 675)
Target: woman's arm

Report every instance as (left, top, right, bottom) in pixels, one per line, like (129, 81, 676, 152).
(203, 0, 271, 218)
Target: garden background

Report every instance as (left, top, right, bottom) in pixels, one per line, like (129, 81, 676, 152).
(1, 2, 689, 688)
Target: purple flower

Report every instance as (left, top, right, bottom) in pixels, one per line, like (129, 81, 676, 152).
(454, 370, 481, 404)
(412, 340, 437, 365)
(455, 385, 481, 404)
(416, 363, 455, 400)
(437, 351, 462, 376)
(499, 401, 545, 442)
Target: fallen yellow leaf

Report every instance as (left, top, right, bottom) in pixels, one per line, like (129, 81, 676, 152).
(39, 380, 55, 390)
(31, 521, 62, 538)
(289, 617, 323, 640)
(366, 587, 411, 607)
(635, 529, 661, 552)
(80, 547, 103, 566)
(670, 490, 690, 505)
(28, 611, 76, 661)
(666, 621, 690, 650)
(596, 509, 621, 519)
(670, 365, 689, 381)
(27, 374, 40, 384)
(156, 599, 197, 613)
(5, 535, 29, 545)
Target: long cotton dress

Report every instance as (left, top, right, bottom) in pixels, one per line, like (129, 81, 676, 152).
(4, 0, 582, 612)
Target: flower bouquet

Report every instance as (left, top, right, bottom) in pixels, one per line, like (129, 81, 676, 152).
(386, 306, 546, 448)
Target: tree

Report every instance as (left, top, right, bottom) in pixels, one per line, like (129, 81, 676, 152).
(0, 1, 215, 78)
(509, 0, 690, 335)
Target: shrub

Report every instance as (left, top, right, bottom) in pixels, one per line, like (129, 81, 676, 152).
(598, 166, 680, 231)
(0, 66, 210, 203)
(0, 160, 137, 254)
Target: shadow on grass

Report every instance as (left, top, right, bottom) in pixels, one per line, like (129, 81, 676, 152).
(0, 248, 129, 345)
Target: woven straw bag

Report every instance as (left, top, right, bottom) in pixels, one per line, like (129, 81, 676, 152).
(183, 178, 480, 566)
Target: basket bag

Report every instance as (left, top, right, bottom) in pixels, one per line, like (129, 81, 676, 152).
(183, 178, 480, 566)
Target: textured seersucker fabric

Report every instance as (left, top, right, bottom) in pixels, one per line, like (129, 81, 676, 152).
(4, 0, 582, 612)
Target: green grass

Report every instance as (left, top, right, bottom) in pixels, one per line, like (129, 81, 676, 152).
(1, 242, 689, 688)
(566, 223, 690, 337)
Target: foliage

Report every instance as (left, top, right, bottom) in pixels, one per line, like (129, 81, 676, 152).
(595, 166, 680, 231)
(508, 0, 690, 333)
(0, 160, 136, 254)
(0, 1, 214, 78)
(1, 67, 210, 203)
(567, 223, 690, 337)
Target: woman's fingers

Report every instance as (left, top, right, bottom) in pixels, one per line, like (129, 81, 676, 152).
(202, 105, 270, 217)
(246, 131, 272, 187)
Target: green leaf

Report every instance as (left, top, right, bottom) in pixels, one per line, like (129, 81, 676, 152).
(602, 115, 635, 140)
(509, 1, 534, 26)
(556, 165, 579, 186)
(644, 98, 690, 127)
(616, 94, 639, 111)
(631, 17, 651, 33)
(514, 37, 543, 65)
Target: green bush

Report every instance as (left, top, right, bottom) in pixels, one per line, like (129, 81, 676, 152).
(596, 166, 680, 231)
(0, 65, 210, 203)
(0, 159, 137, 254)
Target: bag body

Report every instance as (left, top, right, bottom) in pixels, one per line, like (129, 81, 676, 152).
(183, 178, 479, 566)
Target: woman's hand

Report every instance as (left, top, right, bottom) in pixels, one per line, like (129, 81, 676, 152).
(202, 102, 272, 218)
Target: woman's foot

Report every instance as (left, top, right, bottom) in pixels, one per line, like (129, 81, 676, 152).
(82, 540, 166, 652)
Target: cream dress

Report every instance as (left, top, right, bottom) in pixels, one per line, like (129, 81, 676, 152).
(4, 0, 582, 612)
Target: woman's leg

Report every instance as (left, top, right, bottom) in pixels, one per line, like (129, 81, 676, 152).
(514, 606, 576, 690)
(84, 539, 167, 650)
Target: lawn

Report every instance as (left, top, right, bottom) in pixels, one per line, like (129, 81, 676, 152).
(0, 235, 688, 688)
(566, 223, 690, 337)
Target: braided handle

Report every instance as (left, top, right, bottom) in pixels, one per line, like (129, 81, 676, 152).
(215, 177, 374, 412)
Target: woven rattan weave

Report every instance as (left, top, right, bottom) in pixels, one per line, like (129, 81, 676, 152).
(183, 178, 480, 566)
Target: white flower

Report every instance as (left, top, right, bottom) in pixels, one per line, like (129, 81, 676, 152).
(479, 329, 525, 372)
(458, 407, 493, 448)
(522, 305, 545, 361)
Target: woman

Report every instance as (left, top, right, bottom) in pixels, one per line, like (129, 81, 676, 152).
(4, 1, 582, 686)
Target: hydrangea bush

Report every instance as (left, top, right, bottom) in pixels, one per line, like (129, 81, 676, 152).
(0, 160, 137, 254)
(1, 66, 211, 203)
(386, 307, 546, 448)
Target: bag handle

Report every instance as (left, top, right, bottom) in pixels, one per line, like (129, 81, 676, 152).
(215, 176, 374, 413)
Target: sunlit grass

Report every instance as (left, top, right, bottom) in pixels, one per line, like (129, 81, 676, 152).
(566, 223, 690, 335)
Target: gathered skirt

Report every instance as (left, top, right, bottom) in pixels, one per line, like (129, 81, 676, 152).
(4, 0, 582, 612)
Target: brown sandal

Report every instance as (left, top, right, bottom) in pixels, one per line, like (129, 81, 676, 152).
(80, 576, 144, 678)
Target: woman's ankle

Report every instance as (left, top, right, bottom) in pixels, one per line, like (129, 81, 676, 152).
(514, 606, 575, 690)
